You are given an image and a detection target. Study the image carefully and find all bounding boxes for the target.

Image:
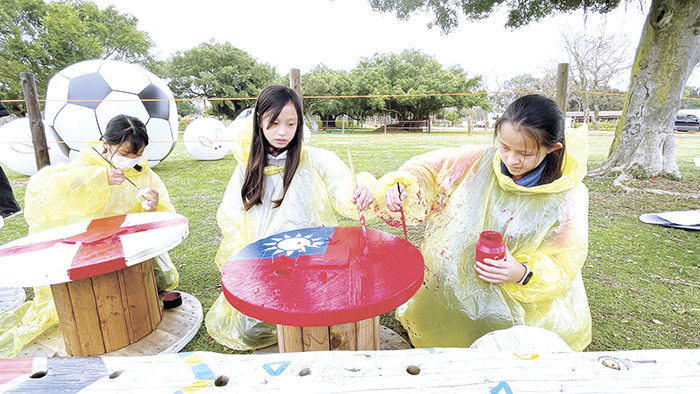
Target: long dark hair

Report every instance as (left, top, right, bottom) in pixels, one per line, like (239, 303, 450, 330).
(242, 85, 304, 210)
(494, 94, 566, 185)
(103, 114, 149, 171)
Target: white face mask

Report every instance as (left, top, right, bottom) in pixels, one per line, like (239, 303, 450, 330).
(111, 154, 142, 170)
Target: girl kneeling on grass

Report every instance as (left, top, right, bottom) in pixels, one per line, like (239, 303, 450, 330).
(0, 115, 179, 358)
(205, 85, 375, 350)
(378, 94, 592, 351)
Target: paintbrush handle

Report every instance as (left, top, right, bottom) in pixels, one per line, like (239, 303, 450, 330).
(347, 148, 371, 254)
(91, 147, 141, 190)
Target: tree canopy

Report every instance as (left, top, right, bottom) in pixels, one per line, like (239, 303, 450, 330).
(0, 0, 153, 107)
(163, 42, 277, 119)
(370, 0, 700, 180)
(303, 49, 488, 129)
(301, 65, 352, 127)
(369, 0, 622, 31)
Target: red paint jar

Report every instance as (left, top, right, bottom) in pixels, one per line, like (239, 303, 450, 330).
(475, 231, 506, 264)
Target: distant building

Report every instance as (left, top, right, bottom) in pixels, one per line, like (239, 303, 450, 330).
(566, 111, 622, 123)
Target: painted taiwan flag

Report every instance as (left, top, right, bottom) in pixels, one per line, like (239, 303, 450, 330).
(233, 226, 335, 260)
(221, 226, 424, 327)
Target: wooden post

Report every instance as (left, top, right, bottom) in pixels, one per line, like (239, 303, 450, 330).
(555, 63, 569, 113)
(342, 116, 345, 134)
(20, 72, 50, 170)
(289, 69, 301, 96)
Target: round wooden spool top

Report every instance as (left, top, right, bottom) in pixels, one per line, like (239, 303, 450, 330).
(0, 212, 189, 287)
(221, 226, 425, 327)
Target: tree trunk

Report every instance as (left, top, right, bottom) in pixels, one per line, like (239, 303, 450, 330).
(590, 0, 700, 179)
(591, 97, 601, 131)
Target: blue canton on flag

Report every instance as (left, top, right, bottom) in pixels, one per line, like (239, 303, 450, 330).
(233, 227, 334, 260)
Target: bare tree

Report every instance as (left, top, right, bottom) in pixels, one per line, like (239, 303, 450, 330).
(490, 74, 549, 113)
(560, 28, 632, 130)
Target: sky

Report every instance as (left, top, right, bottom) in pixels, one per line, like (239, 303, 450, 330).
(91, 0, 699, 91)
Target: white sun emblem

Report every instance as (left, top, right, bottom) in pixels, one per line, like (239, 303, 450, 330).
(263, 233, 326, 257)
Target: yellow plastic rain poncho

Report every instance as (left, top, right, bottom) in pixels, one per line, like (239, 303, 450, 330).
(374, 126, 591, 351)
(0, 141, 179, 357)
(205, 119, 377, 350)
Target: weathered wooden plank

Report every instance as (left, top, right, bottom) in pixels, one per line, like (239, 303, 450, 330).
(277, 325, 304, 353)
(302, 326, 330, 351)
(91, 271, 130, 353)
(120, 263, 152, 342)
(115, 269, 135, 343)
(65, 278, 106, 356)
(50, 283, 82, 356)
(330, 323, 356, 350)
(2, 348, 700, 393)
(139, 260, 162, 327)
(356, 316, 379, 350)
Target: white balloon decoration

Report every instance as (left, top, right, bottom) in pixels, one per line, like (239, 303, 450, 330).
(44, 59, 178, 167)
(0, 118, 70, 176)
(183, 118, 231, 160)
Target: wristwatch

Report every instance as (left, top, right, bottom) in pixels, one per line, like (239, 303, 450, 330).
(518, 263, 533, 285)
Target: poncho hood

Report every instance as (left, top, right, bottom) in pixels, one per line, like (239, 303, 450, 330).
(493, 124, 588, 194)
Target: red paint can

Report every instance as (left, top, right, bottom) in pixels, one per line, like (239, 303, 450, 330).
(475, 231, 505, 264)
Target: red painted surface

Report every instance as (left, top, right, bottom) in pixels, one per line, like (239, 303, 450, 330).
(0, 358, 33, 385)
(0, 214, 189, 282)
(221, 226, 424, 326)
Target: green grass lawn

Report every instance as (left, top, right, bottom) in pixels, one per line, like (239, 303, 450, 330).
(1, 130, 699, 353)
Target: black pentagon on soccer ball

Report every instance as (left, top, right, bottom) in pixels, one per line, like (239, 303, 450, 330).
(67, 73, 111, 110)
(138, 83, 170, 120)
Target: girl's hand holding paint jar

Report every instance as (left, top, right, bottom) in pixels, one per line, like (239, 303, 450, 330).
(474, 231, 528, 284)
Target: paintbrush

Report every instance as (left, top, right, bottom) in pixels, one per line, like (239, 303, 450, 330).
(92, 146, 154, 210)
(347, 148, 370, 255)
(92, 146, 141, 191)
(397, 182, 408, 240)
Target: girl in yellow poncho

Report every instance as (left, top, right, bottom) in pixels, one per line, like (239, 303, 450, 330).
(0, 115, 178, 357)
(378, 95, 591, 351)
(205, 85, 376, 350)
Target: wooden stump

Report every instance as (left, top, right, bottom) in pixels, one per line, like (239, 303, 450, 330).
(277, 316, 380, 352)
(50, 260, 162, 356)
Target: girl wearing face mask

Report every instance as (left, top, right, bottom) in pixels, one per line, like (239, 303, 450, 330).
(0, 115, 179, 358)
(205, 85, 376, 350)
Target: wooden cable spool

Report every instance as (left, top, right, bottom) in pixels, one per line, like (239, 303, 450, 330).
(0, 212, 190, 357)
(222, 226, 424, 353)
(277, 316, 380, 352)
(51, 259, 163, 357)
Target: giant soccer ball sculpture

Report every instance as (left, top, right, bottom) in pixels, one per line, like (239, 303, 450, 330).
(44, 59, 178, 166)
